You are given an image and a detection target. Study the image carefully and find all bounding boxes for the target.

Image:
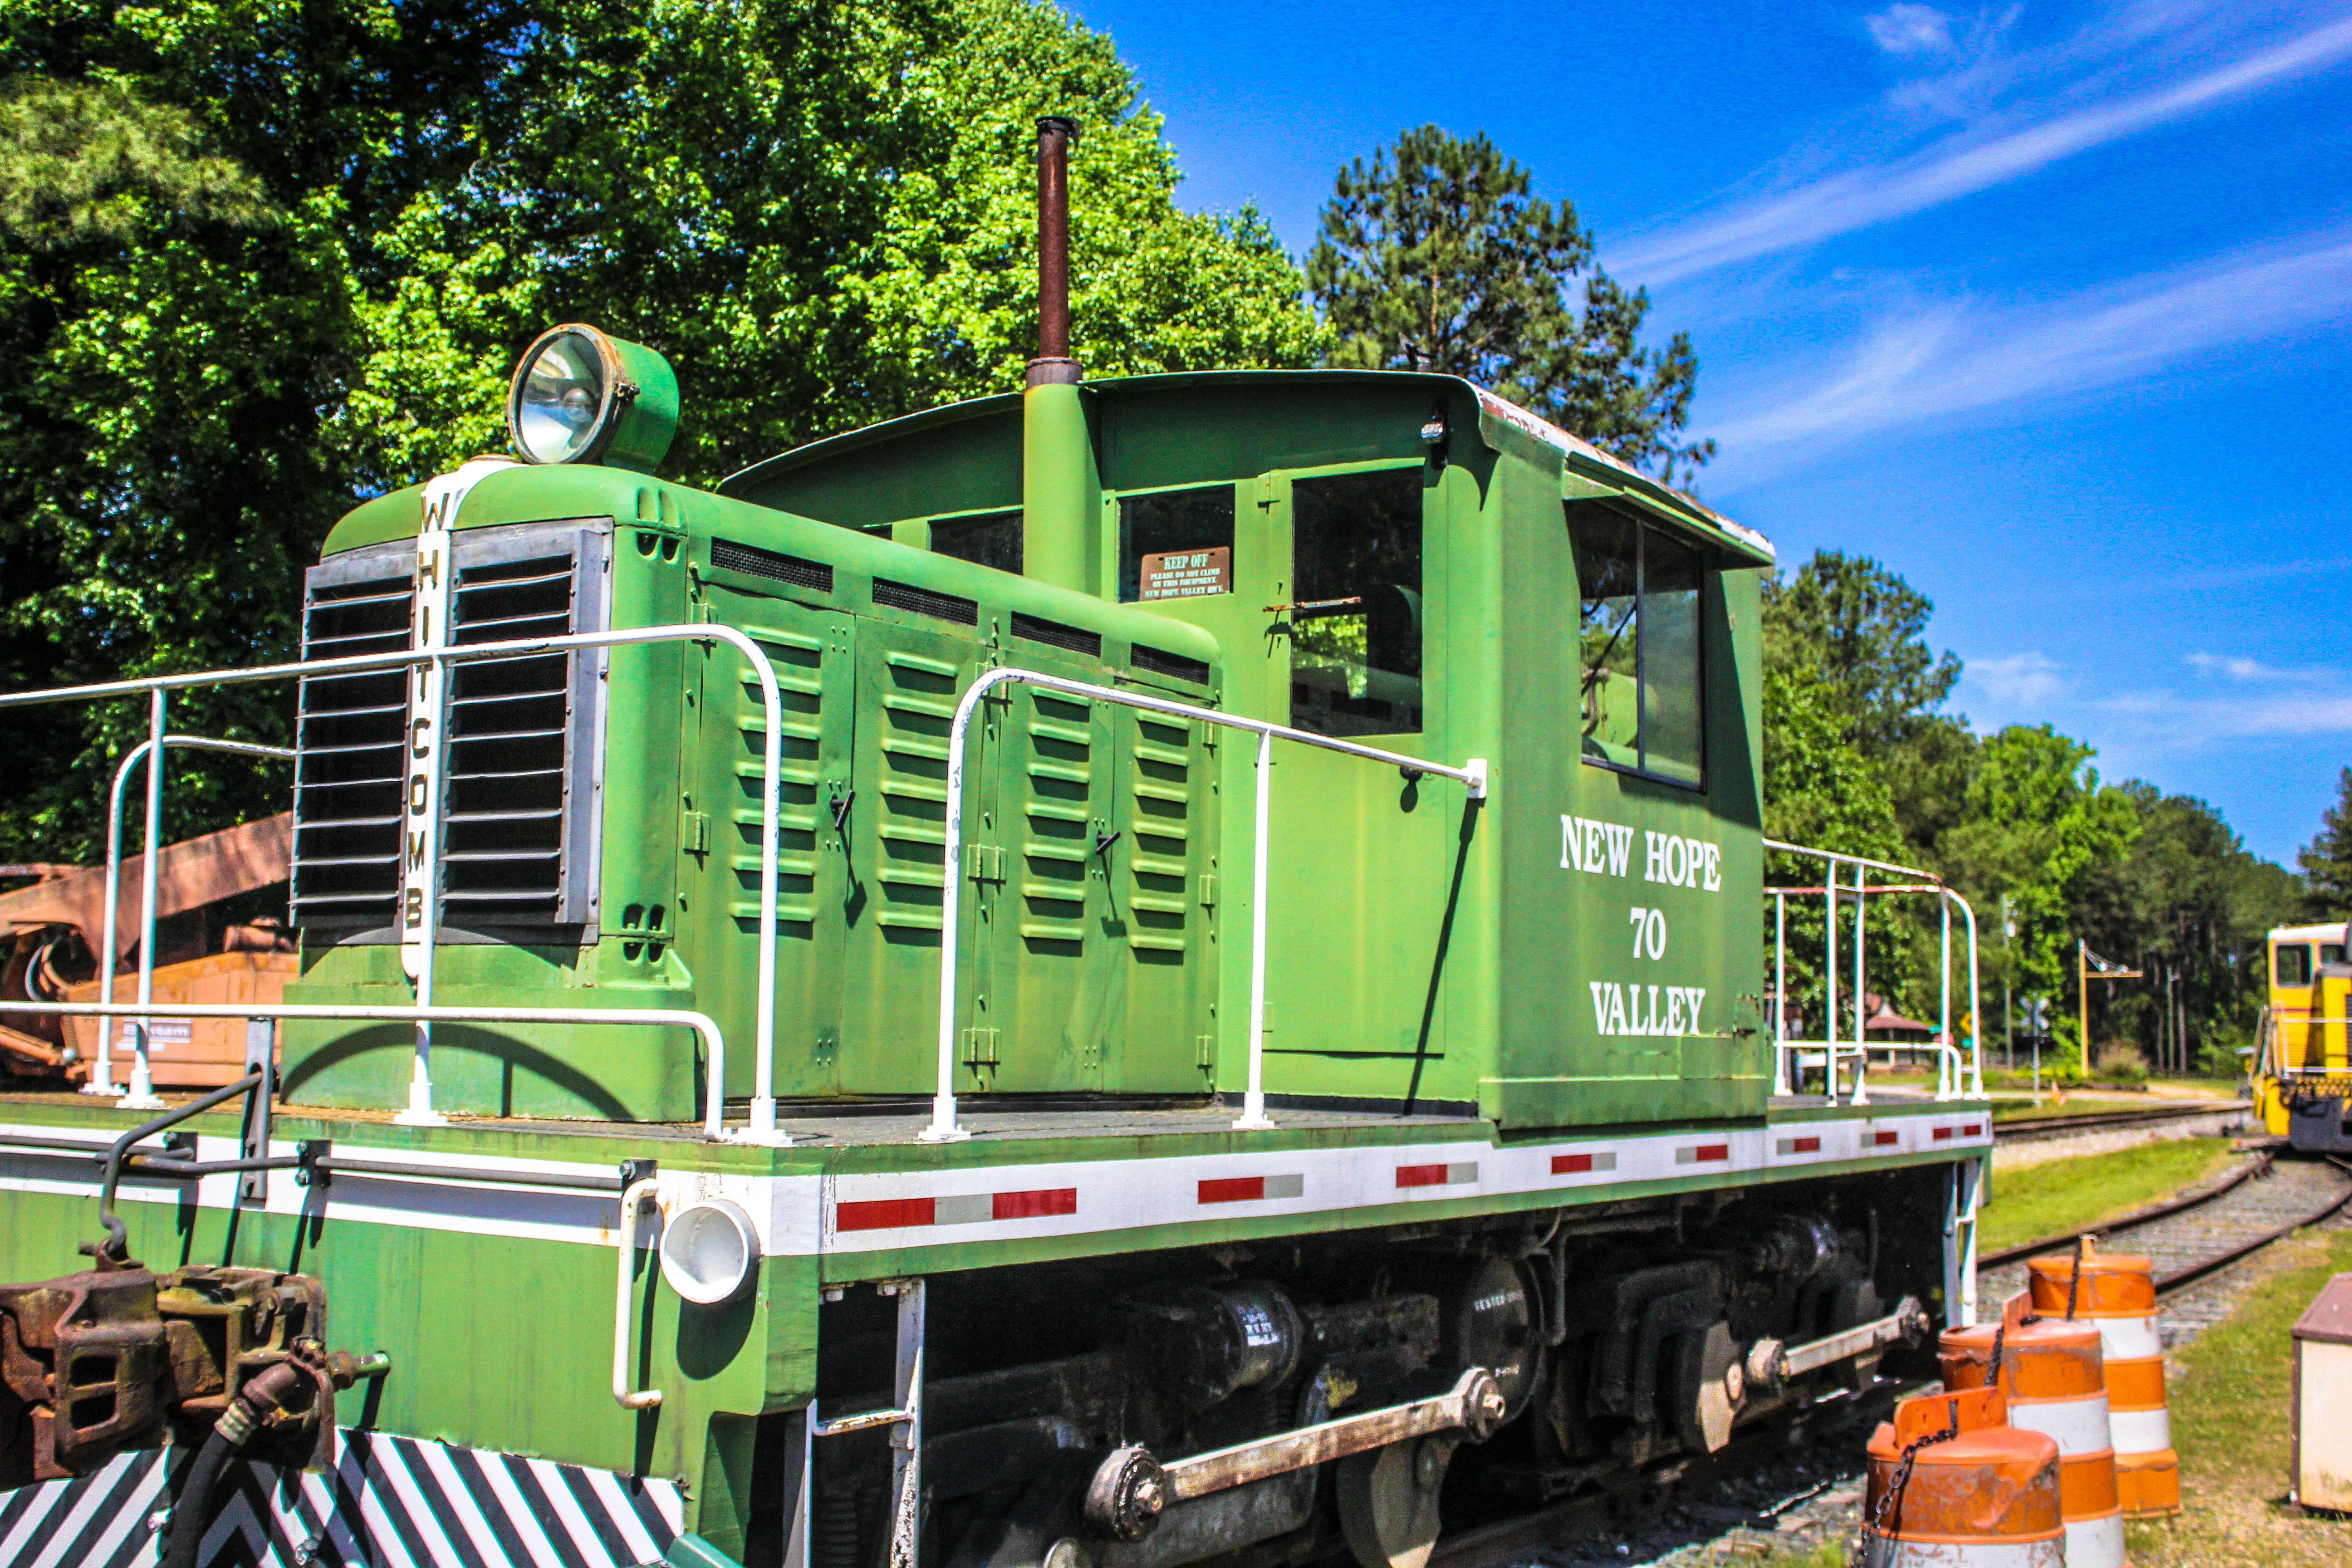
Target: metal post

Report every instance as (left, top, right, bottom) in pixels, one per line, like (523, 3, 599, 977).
(884, 1279, 926, 1568)
(1234, 730, 1276, 1131)
(1772, 890, 1788, 1096)
(1823, 862, 1839, 1102)
(120, 689, 168, 1109)
(1939, 895, 1952, 1098)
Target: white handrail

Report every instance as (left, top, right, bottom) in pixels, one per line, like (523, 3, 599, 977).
(0, 999, 735, 1139)
(1762, 838, 1983, 1102)
(921, 665, 1487, 1143)
(88, 733, 296, 1103)
(3, 622, 785, 1141)
(614, 1176, 665, 1408)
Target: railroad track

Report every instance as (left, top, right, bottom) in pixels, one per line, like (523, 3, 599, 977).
(1992, 1099, 2249, 1144)
(1426, 1154, 2352, 1568)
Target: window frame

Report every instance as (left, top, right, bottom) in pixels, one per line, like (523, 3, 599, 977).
(1570, 502, 1708, 793)
(1285, 463, 1428, 740)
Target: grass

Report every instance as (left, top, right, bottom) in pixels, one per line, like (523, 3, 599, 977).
(1978, 1137, 2237, 1254)
(2125, 1224, 2352, 1566)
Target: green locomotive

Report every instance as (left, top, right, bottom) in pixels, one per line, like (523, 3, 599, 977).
(0, 123, 1987, 1568)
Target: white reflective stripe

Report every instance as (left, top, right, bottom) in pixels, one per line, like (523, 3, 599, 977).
(2008, 1391, 2113, 1455)
(2109, 1405, 2175, 1453)
(2063, 1509, 2128, 1568)
(2093, 1314, 2161, 1361)
(1864, 1533, 2066, 1568)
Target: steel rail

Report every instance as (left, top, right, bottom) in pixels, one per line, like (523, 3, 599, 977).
(2153, 1156, 2352, 1296)
(1992, 1101, 2247, 1144)
(1, 622, 787, 1141)
(1977, 1150, 2275, 1269)
(923, 665, 1487, 1143)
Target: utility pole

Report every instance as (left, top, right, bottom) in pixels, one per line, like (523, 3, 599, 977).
(2079, 939, 2144, 1079)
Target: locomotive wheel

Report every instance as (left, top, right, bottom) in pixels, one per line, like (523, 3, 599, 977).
(1672, 1321, 1743, 1455)
(1337, 1435, 1455, 1568)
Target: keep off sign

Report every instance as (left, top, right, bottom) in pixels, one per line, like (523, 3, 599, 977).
(1138, 546, 1232, 601)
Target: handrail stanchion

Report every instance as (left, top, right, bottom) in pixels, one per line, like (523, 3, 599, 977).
(1233, 730, 1277, 1131)
(1938, 893, 1952, 1098)
(87, 735, 294, 1098)
(1823, 862, 1839, 1103)
(1772, 887, 1788, 1096)
(921, 666, 1486, 1145)
(120, 690, 169, 1109)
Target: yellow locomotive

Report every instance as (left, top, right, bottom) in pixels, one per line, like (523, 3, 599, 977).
(2254, 921, 2352, 1150)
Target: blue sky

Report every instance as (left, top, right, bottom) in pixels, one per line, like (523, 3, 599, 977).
(1064, 0, 2352, 867)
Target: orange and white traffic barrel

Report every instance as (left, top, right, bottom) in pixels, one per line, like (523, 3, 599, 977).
(1862, 1385, 2065, 1568)
(1942, 1296, 2126, 1568)
(2030, 1238, 2179, 1516)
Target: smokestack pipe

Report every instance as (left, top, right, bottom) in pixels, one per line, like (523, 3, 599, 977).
(1028, 117, 1082, 388)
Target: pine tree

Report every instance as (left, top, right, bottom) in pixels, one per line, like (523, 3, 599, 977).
(2298, 767, 2352, 919)
(1304, 124, 1711, 483)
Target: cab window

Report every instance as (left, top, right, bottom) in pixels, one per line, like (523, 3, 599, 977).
(1571, 502, 1704, 787)
(2278, 944, 2314, 985)
(1290, 469, 1423, 737)
(2325, 943, 2347, 968)
(931, 510, 1022, 573)
(1120, 487, 1235, 602)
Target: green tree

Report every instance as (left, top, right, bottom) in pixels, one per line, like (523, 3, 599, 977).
(1761, 550, 1962, 752)
(1305, 124, 1711, 482)
(2297, 767, 2352, 920)
(0, 0, 1324, 867)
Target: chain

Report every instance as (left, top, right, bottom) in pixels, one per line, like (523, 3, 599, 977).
(1984, 1322, 2008, 1391)
(1870, 1404, 1961, 1540)
(2067, 1236, 2086, 1319)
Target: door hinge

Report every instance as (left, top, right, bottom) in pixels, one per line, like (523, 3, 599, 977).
(1198, 872, 1218, 909)
(1196, 1034, 1215, 1070)
(960, 1027, 1000, 1067)
(965, 844, 1007, 883)
(683, 809, 710, 855)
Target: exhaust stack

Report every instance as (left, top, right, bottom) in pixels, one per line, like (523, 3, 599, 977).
(1021, 115, 1097, 594)
(1028, 117, 1082, 387)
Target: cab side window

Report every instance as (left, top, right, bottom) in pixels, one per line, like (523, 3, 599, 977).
(1570, 502, 1705, 787)
(1120, 487, 1235, 603)
(1290, 469, 1423, 737)
(2278, 944, 2314, 985)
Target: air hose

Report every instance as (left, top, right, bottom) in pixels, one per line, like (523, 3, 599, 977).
(161, 1361, 306, 1568)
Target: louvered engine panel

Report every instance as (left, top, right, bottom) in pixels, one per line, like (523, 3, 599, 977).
(289, 520, 609, 936)
(290, 543, 417, 926)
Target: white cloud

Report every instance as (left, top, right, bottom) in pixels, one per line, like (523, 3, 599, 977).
(1612, 10, 2352, 285)
(1971, 651, 2067, 706)
(1868, 4, 1958, 58)
(1701, 226, 2352, 460)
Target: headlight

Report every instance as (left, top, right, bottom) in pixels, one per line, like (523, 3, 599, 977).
(658, 1197, 759, 1304)
(505, 323, 679, 473)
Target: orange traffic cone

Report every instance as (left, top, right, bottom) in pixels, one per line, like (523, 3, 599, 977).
(2029, 1238, 2179, 1517)
(1862, 1385, 2065, 1567)
(1943, 1292, 2126, 1568)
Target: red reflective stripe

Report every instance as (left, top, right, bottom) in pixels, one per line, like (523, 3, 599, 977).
(1396, 1164, 1450, 1188)
(1199, 1176, 1265, 1204)
(1552, 1153, 1595, 1175)
(838, 1197, 935, 1232)
(1692, 1143, 1729, 1162)
(1965, 1123, 1984, 1136)
(1790, 1136, 1821, 1153)
(994, 1188, 1077, 1220)
(1871, 1130, 1900, 1147)
(1934, 1126, 1955, 1141)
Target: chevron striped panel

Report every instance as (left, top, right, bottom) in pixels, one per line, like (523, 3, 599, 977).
(0, 1430, 684, 1568)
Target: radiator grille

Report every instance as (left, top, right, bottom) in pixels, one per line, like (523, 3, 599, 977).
(712, 538, 833, 593)
(872, 577, 978, 626)
(441, 552, 578, 924)
(1132, 644, 1211, 686)
(289, 522, 607, 935)
(1011, 612, 1101, 658)
(289, 566, 416, 925)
